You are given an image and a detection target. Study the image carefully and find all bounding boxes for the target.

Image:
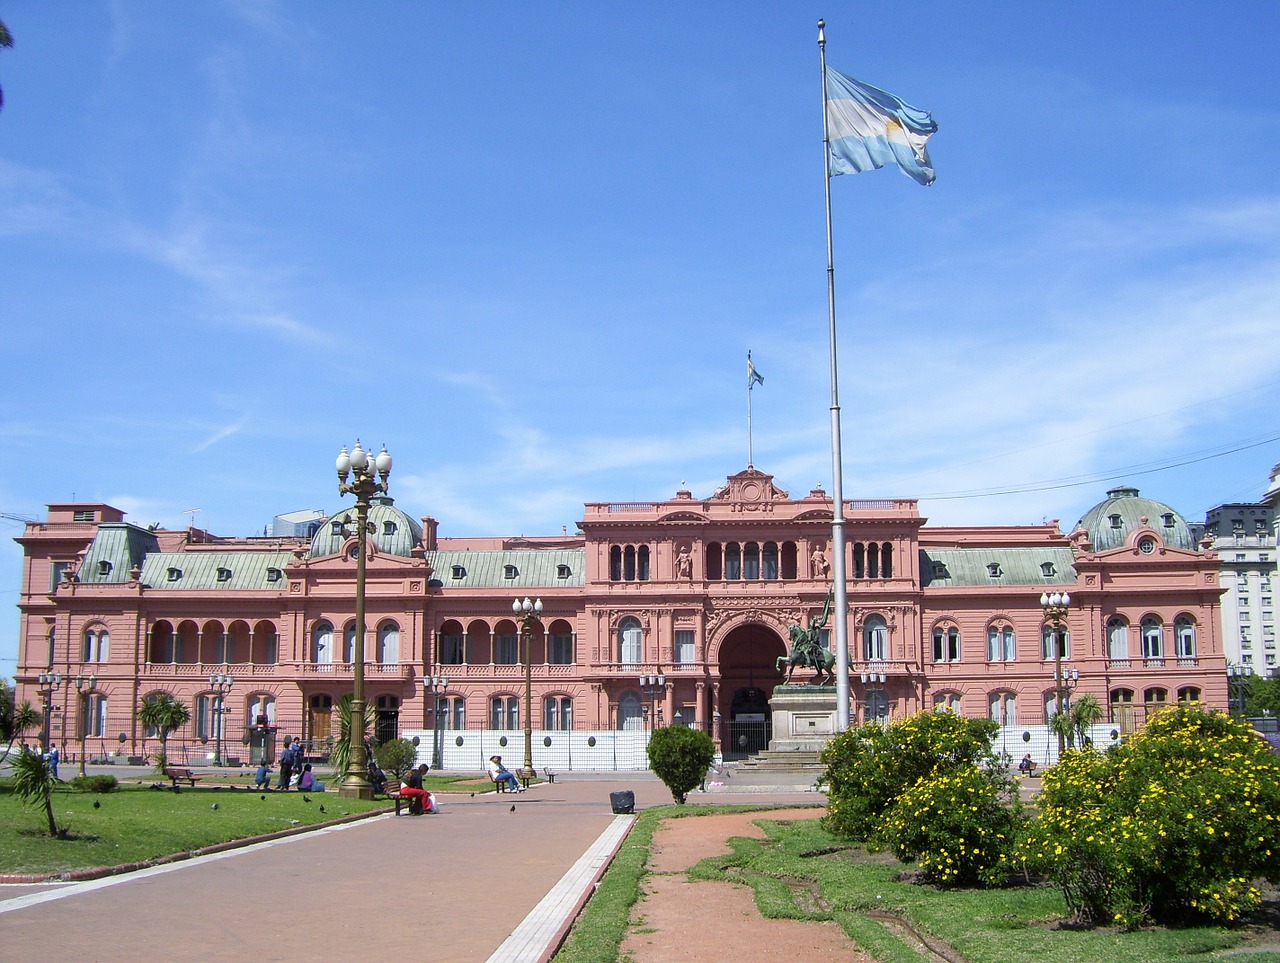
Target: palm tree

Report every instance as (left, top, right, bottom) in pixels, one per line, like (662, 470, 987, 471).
(137, 693, 191, 771)
(329, 694, 374, 787)
(1068, 694, 1104, 749)
(11, 746, 61, 837)
(1, 699, 42, 766)
(0, 19, 12, 112)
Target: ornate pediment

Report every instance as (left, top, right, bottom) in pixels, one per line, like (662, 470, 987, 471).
(710, 468, 789, 513)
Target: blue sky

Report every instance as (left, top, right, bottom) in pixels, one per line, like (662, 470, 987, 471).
(3, 3, 1280, 679)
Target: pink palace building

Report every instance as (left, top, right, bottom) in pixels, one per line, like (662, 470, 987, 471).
(12, 466, 1228, 768)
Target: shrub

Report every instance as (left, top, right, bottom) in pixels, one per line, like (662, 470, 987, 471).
(647, 725, 715, 804)
(375, 738, 419, 782)
(70, 774, 119, 793)
(875, 763, 1025, 887)
(821, 711, 1000, 840)
(1020, 705, 1280, 927)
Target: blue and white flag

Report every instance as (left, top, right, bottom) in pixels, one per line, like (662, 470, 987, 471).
(748, 353, 764, 388)
(824, 66, 937, 186)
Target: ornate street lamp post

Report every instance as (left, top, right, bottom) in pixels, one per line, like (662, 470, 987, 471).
(1040, 591, 1072, 756)
(859, 670, 887, 724)
(640, 669, 666, 731)
(336, 440, 392, 799)
(423, 673, 449, 770)
(74, 673, 97, 777)
(208, 672, 234, 766)
(36, 671, 64, 754)
(1228, 663, 1254, 716)
(512, 597, 543, 784)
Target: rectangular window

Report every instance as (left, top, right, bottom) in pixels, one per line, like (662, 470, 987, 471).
(675, 630, 696, 664)
(495, 634, 519, 665)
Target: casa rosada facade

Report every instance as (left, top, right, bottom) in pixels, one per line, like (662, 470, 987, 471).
(12, 467, 1228, 762)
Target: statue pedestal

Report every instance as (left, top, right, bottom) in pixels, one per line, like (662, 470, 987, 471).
(768, 685, 839, 752)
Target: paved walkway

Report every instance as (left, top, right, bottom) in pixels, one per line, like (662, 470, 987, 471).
(0, 771, 826, 962)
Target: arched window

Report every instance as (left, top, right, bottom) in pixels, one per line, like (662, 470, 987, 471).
(624, 545, 636, 581)
(442, 696, 466, 730)
(618, 692, 644, 730)
(377, 621, 400, 664)
(637, 545, 650, 581)
(932, 624, 960, 663)
(743, 542, 760, 580)
(1143, 687, 1168, 711)
(609, 545, 622, 581)
(1107, 617, 1129, 660)
(1175, 616, 1196, 659)
(932, 691, 962, 712)
(543, 695, 573, 730)
(762, 542, 779, 580)
(306, 695, 330, 741)
(82, 628, 110, 663)
(618, 618, 642, 665)
(1044, 690, 1071, 722)
(312, 621, 334, 665)
(706, 543, 723, 581)
(1177, 686, 1202, 704)
(248, 694, 276, 727)
(853, 543, 865, 579)
(375, 694, 399, 744)
(989, 691, 1017, 725)
(863, 615, 888, 661)
(725, 543, 741, 580)
(1141, 617, 1164, 660)
(80, 692, 108, 737)
(1111, 688, 1136, 733)
(881, 543, 893, 579)
(1041, 623, 1070, 660)
(490, 696, 519, 729)
(343, 623, 357, 663)
(988, 623, 1015, 662)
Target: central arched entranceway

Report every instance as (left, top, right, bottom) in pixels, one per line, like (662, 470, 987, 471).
(717, 623, 787, 758)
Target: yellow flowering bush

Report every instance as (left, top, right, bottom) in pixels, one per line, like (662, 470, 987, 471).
(821, 710, 999, 841)
(1019, 705, 1280, 926)
(875, 763, 1025, 887)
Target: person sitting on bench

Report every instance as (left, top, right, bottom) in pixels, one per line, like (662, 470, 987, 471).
(487, 755, 523, 792)
(397, 763, 437, 814)
(1017, 753, 1037, 775)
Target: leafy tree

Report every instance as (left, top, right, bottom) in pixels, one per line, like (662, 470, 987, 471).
(821, 710, 1000, 841)
(1050, 693, 1106, 749)
(1244, 675, 1280, 718)
(0, 678, 12, 739)
(646, 725, 715, 804)
(11, 746, 62, 837)
(375, 737, 419, 783)
(1020, 705, 1280, 926)
(137, 692, 190, 771)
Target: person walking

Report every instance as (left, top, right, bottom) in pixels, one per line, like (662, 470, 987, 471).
(277, 739, 297, 790)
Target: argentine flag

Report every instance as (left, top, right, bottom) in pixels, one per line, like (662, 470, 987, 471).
(824, 66, 937, 186)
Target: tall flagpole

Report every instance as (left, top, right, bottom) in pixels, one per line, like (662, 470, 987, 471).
(818, 19, 851, 731)
(747, 351, 755, 468)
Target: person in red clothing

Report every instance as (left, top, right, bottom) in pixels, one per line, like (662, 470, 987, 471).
(397, 763, 436, 814)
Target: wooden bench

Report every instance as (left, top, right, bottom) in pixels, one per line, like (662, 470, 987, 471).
(543, 767, 556, 784)
(385, 785, 430, 815)
(163, 767, 201, 789)
(492, 772, 530, 792)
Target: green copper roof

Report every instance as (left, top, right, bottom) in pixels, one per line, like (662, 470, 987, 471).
(138, 551, 296, 590)
(308, 496, 424, 559)
(920, 547, 1077, 588)
(77, 523, 161, 583)
(1076, 485, 1196, 552)
(426, 549, 585, 588)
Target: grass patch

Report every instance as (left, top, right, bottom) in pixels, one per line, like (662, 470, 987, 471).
(0, 781, 384, 875)
(558, 808, 1276, 963)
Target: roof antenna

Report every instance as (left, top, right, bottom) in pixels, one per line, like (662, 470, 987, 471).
(184, 508, 202, 529)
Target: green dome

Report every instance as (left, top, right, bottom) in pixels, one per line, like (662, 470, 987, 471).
(1075, 486, 1196, 552)
(308, 495, 423, 558)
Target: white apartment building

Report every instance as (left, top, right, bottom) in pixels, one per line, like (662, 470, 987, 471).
(1203, 464, 1280, 674)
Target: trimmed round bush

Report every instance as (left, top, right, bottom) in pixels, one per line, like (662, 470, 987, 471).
(647, 725, 715, 804)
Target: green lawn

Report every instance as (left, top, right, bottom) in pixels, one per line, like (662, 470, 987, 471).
(0, 781, 385, 875)
(556, 809, 1280, 963)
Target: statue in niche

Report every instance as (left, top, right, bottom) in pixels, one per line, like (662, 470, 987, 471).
(776, 589, 836, 685)
(810, 545, 830, 579)
(675, 544, 693, 579)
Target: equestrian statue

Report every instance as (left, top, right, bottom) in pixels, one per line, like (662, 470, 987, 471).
(776, 589, 836, 685)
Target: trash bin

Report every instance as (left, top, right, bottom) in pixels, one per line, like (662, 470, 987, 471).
(609, 790, 635, 814)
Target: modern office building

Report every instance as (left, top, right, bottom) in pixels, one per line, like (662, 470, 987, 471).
(12, 467, 1229, 765)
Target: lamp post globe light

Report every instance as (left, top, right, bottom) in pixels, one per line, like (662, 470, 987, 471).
(74, 673, 97, 777)
(423, 673, 449, 770)
(36, 671, 64, 754)
(513, 597, 543, 784)
(639, 669, 666, 731)
(208, 673, 234, 767)
(1228, 663, 1254, 716)
(1040, 591, 1072, 755)
(336, 440, 392, 800)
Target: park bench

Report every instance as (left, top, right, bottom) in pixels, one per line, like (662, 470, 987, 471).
(492, 771, 531, 792)
(163, 767, 201, 789)
(384, 785, 431, 815)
